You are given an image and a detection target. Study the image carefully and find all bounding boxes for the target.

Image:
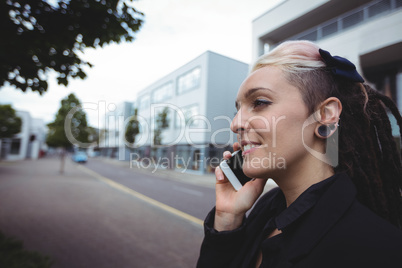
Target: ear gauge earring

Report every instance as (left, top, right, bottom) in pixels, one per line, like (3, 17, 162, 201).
(329, 124, 337, 131)
(318, 123, 339, 137)
(318, 125, 331, 137)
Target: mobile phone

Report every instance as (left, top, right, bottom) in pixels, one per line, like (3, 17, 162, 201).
(219, 150, 253, 191)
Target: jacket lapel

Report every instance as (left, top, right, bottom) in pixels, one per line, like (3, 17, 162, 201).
(284, 173, 356, 264)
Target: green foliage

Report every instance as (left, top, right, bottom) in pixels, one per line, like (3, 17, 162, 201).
(153, 107, 169, 146)
(87, 126, 99, 145)
(125, 108, 139, 144)
(0, 104, 22, 139)
(0, 0, 143, 94)
(46, 93, 89, 149)
(0, 231, 53, 268)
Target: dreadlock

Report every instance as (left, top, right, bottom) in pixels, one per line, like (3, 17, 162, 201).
(333, 80, 402, 229)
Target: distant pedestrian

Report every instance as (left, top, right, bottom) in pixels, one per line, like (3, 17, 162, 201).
(197, 40, 402, 267)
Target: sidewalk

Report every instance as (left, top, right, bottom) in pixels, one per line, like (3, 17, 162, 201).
(0, 157, 204, 268)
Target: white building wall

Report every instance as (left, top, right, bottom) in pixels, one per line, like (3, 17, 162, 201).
(136, 51, 248, 148)
(205, 52, 249, 146)
(133, 51, 248, 172)
(252, 0, 330, 59)
(100, 101, 134, 159)
(29, 118, 47, 159)
(2, 111, 45, 161)
(252, 0, 400, 61)
(315, 9, 402, 73)
(5, 111, 30, 160)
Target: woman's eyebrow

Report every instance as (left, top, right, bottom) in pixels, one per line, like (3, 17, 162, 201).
(244, 87, 273, 99)
(235, 87, 274, 110)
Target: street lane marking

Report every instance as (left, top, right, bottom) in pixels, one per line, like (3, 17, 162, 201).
(77, 165, 204, 227)
(172, 185, 204, 197)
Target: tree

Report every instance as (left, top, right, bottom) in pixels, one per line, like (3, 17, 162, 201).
(153, 107, 169, 146)
(46, 93, 89, 173)
(0, 104, 22, 139)
(87, 126, 99, 145)
(125, 108, 139, 145)
(46, 93, 89, 149)
(0, 0, 143, 94)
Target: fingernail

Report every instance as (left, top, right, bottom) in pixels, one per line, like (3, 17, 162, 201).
(216, 168, 224, 181)
(223, 152, 231, 157)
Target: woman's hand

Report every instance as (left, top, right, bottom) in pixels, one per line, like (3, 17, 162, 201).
(213, 142, 268, 231)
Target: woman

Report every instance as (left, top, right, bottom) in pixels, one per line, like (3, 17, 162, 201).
(197, 40, 402, 268)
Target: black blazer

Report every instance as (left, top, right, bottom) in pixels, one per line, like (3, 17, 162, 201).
(197, 173, 402, 267)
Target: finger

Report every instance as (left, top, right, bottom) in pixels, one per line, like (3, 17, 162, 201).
(222, 151, 232, 160)
(215, 166, 227, 183)
(233, 142, 241, 152)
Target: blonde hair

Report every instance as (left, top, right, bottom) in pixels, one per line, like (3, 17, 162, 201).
(252, 40, 332, 113)
(252, 40, 325, 73)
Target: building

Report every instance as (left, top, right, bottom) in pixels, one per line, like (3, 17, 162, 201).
(98, 101, 135, 160)
(133, 51, 249, 174)
(0, 111, 47, 160)
(252, 0, 402, 114)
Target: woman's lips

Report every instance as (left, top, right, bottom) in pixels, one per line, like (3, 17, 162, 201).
(242, 143, 262, 156)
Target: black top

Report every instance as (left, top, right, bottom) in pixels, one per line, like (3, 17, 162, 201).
(197, 173, 402, 268)
(259, 176, 336, 267)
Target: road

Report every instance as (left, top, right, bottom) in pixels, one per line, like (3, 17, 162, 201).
(0, 157, 217, 268)
(84, 158, 217, 221)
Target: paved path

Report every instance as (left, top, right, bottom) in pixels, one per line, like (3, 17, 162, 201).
(0, 157, 204, 268)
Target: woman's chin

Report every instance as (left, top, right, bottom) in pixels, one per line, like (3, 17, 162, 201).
(243, 167, 267, 180)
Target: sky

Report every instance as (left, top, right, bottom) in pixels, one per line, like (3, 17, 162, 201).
(0, 0, 284, 127)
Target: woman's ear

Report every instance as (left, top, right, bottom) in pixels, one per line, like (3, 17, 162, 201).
(314, 97, 342, 139)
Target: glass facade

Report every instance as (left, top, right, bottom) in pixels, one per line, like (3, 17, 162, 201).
(138, 95, 150, 112)
(265, 0, 402, 52)
(177, 67, 201, 95)
(152, 82, 173, 103)
(175, 104, 201, 128)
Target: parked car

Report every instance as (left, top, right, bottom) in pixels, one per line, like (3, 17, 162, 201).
(72, 151, 88, 163)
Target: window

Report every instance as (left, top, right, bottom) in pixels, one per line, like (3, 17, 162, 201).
(175, 104, 202, 128)
(368, 0, 391, 17)
(152, 82, 173, 103)
(322, 21, 338, 38)
(10, 139, 21, 155)
(342, 10, 364, 30)
(177, 67, 201, 95)
(138, 95, 150, 112)
(298, 30, 317, 41)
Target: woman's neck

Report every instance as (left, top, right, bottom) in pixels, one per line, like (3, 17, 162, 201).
(273, 161, 334, 207)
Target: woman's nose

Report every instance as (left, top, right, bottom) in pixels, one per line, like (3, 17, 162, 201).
(230, 109, 246, 134)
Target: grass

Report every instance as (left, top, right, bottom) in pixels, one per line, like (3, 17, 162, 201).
(0, 231, 53, 268)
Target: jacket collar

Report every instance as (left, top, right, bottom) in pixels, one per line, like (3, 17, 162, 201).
(275, 176, 337, 230)
(283, 172, 356, 263)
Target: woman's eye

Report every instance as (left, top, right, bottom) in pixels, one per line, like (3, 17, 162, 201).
(253, 99, 272, 108)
